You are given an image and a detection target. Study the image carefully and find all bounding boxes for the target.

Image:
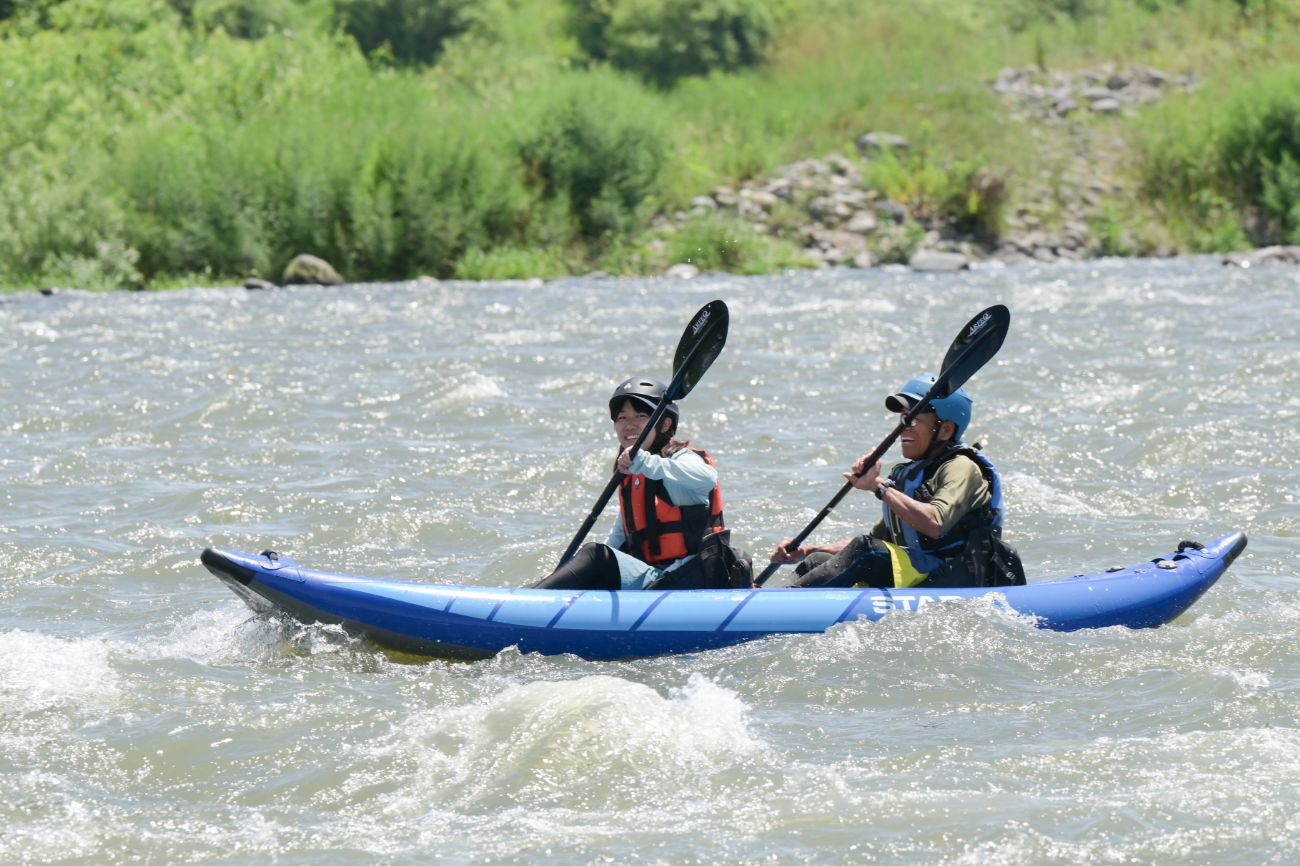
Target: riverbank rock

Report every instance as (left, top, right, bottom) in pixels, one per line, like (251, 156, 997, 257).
(281, 254, 343, 286)
(909, 249, 969, 272)
(664, 263, 701, 279)
(652, 63, 1214, 273)
(244, 277, 276, 290)
(856, 131, 910, 155)
(991, 63, 1198, 122)
(1222, 246, 1300, 267)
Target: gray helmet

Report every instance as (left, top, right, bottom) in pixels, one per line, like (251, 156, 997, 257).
(609, 377, 679, 422)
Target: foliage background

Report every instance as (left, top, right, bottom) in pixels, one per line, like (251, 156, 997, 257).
(2, 0, 1299, 289)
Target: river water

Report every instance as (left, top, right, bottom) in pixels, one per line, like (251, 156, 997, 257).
(2, 257, 1297, 865)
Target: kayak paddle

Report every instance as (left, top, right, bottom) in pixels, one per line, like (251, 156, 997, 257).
(754, 304, 1010, 586)
(555, 299, 729, 569)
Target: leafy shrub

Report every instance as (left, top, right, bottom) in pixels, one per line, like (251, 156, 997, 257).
(662, 213, 810, 273)
(516, 69, 670, 241)
(332, 0, 475, 65)
(1140, 67, 1300, 247)
(863, 145, 1004, 242)
(103, 31, 531, 281)
(872, 221, 925, 266)
(189, 0, 299, 38)
(1259, 151, 1300, 242)
(0, 0, 174, 31)
(991, 0, 1102, 31)
(565, 0, 777, 88)
(1216, 79, 1300, 241)
(941, 162, 1006, 242)
(453, 245, 571, 280)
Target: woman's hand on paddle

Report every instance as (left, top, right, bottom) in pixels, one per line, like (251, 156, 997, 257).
(769, 538, 806, 564)
(846, 454, 881, 491)
(616, 447, 635, 474)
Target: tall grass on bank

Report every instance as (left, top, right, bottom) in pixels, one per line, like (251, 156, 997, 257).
(1138, 66, 1300, 250)
(111, 36, 530, 282)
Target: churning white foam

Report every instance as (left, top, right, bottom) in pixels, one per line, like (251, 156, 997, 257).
(0, 629, 120, 714)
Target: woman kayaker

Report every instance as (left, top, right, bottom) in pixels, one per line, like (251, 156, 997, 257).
(769, 375, 1023, 588)
(534, 376, 752, 590)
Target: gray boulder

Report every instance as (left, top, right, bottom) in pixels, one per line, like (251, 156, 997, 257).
(909, 249, 969, 272)
(664, 263, 700, 279)
(1223, 246, 1300, 267)
(282, 254, 343, 286)
(856, 131, 910, 156)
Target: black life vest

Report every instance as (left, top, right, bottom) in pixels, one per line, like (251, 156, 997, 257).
(884, 442, 1002, 563)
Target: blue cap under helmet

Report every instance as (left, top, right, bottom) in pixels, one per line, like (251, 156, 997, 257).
(885, 374, 972, 441)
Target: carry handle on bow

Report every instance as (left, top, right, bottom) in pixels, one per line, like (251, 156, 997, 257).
(754, 305, 1010, 586)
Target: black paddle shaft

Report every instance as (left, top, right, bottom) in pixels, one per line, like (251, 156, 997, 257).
(555, 301, 729, 570)
(754, 305, 1009, 586)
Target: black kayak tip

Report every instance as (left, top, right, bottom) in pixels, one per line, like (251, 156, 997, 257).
(201, 547, 256, 587)
(1224, 531, 1248, 567)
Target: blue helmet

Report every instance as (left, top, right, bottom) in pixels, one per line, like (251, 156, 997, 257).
(885, 374, 972, 441)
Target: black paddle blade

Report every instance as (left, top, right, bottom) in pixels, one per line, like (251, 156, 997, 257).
(934, 304, 1009, 398)
(670, 299, 729, 400)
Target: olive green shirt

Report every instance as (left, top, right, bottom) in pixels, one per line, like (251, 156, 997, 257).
(869, 454, 991, 541)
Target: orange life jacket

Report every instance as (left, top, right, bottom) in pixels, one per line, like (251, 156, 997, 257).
(618, 449, 726, 566)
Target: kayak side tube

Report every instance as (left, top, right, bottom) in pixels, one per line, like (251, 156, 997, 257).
(201, 531, 1246, 662)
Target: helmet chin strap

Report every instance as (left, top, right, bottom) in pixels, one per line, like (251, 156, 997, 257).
(651, 418, 677, 454)
(923, 424, 956, 459)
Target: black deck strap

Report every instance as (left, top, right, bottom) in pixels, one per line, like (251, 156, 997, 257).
(260, 549, 280, 561)
(1176, 540, 1205, 552)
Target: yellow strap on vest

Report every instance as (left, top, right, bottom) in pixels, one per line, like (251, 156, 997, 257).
(852, 539, 929, 589)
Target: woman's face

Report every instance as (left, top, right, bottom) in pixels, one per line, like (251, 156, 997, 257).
(612, 400, 664, 450)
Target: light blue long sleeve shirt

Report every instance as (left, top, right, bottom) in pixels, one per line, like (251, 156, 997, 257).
(604, 448, 718, 589)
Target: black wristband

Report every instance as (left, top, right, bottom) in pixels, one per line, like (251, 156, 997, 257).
(874, 479, 895, 500)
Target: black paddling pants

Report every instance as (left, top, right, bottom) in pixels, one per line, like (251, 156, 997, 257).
(788, 534, 894, 589)
(533, 543, 623, 590)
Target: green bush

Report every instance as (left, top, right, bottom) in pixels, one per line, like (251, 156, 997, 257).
(100, 30, 531, 281)
(1260, 152, 1300, 241)
(189, 0, 299, 38)
(862, 144, 1004, 242)
(332, 0, 475, 64)
(565, 0, 777, 88)
(1139, 67, 1300, 247)
(941, 161, 1006, 242)
(1216, 76, 1300, 240)
(453, 245, 571, 280)
(516, 69, 670, 241)
(662, 213, 811, 273)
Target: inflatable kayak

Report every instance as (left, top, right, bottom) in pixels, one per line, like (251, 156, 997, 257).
(202, 532, 1245, 662)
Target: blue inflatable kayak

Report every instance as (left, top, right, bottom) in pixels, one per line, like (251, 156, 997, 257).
(202, 532, 1245, 661)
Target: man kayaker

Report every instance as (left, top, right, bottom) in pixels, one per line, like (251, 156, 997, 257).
(534, 377, 752, 591)
(769, 375, 1022, 588)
